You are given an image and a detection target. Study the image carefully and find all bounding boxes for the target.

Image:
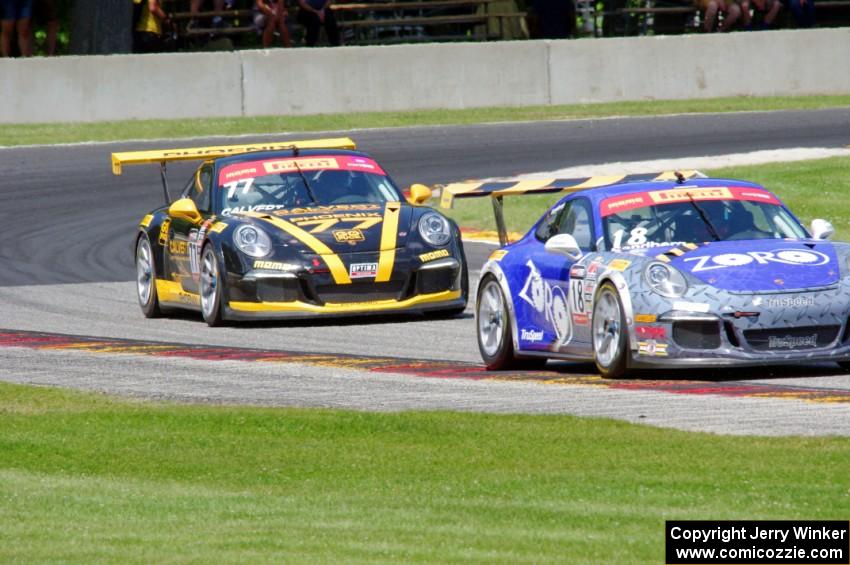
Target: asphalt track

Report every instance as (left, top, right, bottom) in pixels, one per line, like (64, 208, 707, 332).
(2, 108, 850, 435)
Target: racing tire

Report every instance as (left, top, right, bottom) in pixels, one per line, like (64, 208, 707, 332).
(476, 275, 548, 371)
(135, 234, 162, 318)
(200, 243, 226, 327)
(591, 282, 629, 379)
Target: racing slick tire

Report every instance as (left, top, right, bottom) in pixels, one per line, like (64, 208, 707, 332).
(200, 243, 226, 327)
(476, 275, 547, 371)
(135, 234, 162, 318)
(592, 282, 629, 379)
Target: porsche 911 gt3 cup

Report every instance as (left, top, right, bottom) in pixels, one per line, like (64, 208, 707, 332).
(441, 172, 849, 377)
(113, 138, 467, 325)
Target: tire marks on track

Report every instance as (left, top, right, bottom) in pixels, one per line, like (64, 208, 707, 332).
(3, 329, 850, 404)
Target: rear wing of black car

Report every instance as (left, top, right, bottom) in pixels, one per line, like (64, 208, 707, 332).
(110, 137, 357, 204)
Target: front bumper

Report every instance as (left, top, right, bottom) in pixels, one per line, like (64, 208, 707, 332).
(627, 286, 850, 368)
(223, 255, 466, 320)
(225, 288, 464, 320)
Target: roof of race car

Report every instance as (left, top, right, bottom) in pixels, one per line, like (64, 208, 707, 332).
(575, 177, 767, 202)
(215, 148, 371, 167)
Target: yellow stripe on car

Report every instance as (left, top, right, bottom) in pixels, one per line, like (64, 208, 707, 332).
(249, 214, 352, 285)
(155, 280, 199, 306)
(376, 203, 401, 282)
(230, 289, 461, 314)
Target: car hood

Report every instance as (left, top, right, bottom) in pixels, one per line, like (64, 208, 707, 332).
(251, 202, 412, 255)
(662, 240, 840, 292)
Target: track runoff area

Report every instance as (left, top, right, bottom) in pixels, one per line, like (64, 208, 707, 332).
(2, 114, 850, 438)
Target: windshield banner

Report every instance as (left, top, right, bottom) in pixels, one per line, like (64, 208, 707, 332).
(218, 156, 386, 185)
(600, 187, 780, 217)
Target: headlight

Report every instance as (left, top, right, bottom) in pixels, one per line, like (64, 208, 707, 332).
(233, 225, 272, 258)
(418, 213, 451, 246)
(644, 262, 687, 298)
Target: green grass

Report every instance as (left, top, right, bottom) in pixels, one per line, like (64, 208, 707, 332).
(443, 156, 850, 241)
(0, 382, 848, 562)
(4, 94, 850, 147)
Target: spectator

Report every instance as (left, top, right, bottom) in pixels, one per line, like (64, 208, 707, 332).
(34, 0, 58, 55)
(786, 0, 815, 26)
(1, 0, 33, 57)
(741, 0, 782, 28)
(189, 0, 229, 30)
(297, 0, 340, 46)
(133, 0, 171, 53)
(532, 0, 574, 38)
(695, 0, 742, 31)
(255, 0, 292, 47)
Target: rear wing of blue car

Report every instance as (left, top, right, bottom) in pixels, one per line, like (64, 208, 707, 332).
(439, 170, 706, 246)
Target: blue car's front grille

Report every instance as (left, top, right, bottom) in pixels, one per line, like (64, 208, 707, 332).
(743, 325, 840, 351)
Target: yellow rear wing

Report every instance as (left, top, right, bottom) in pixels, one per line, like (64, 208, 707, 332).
(110, 137, 357, 175)
(440, 170, 706, 246)
(439, 170, 704, 209)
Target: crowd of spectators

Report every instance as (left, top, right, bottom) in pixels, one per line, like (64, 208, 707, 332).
(0, 0, 833, 57)
(1, 0, 59, 56)
(132, 0, 340, 53)
(696, 0, 806, 31)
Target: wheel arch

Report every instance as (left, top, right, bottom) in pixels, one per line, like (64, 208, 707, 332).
(478, 260, 522, 353)
(594, 270, 638, 352)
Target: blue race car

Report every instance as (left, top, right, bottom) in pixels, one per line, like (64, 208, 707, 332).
(441, 172, 848, 377)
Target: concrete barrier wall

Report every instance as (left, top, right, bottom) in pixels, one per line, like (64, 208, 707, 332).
(1, 28, 849, 124)
(548, 29, 850, 103)
(240, 41, 549, 116)
(0, 51, 243, 123)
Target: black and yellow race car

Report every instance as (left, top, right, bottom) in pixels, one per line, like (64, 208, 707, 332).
(112, 138, 468, 325)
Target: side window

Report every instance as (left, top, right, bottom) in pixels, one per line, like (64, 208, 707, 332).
(556, 198, 594, 251)
(192, 165, 212, 213)
(180, 164, 212, 213)
(535, 202, 566, 242)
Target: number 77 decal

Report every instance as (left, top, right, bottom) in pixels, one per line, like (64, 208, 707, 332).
(295, 217, 383, 233)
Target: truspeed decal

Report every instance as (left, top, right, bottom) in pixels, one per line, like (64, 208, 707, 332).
(600, 186, 781, 217)
(217, 156, 386, 185)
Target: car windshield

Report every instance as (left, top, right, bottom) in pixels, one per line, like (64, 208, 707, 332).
(600, 187, 808, 251)
(216, 155, 402, 216)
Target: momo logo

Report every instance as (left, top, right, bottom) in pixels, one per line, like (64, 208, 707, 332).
(518, 260, 570, 341)
(683, 249, 830, 273)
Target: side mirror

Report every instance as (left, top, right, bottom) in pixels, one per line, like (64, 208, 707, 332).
(545, 233, 583, 261)
(810, 219, 835, 240)
(407, 183, 432, 205)
(168, 198, 202, 224)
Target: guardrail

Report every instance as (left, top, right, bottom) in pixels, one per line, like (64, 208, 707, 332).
(0, 28, 848, 124)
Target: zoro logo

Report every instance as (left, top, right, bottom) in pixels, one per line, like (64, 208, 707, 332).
(683, 249, 830, 273)
(518, 260, 570, 342)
